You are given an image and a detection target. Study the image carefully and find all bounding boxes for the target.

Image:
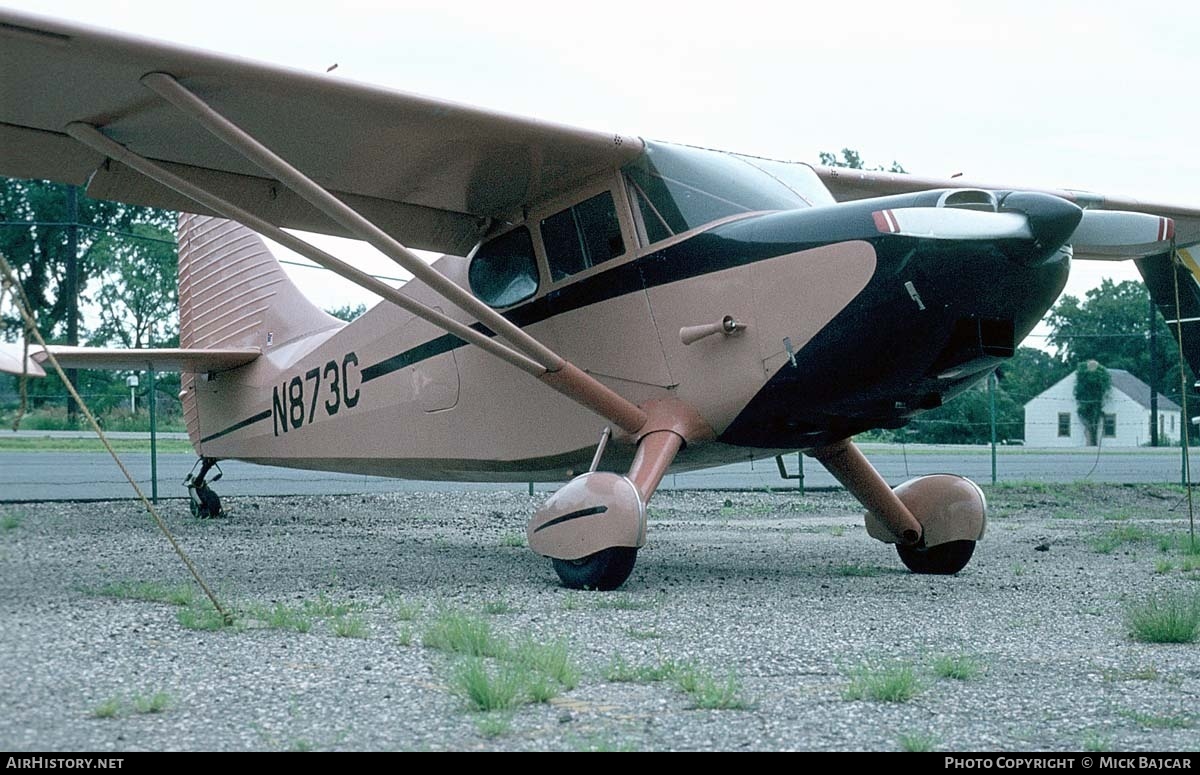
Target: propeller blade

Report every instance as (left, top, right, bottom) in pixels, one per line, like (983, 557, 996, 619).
(1070, 210, 1174, 259)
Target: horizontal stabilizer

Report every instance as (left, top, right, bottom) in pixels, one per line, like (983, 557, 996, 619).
(0, 343, 45, 377)
(0, 345, 260, 376)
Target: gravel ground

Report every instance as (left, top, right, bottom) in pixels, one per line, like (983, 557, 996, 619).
(1, 484, 1198, 751)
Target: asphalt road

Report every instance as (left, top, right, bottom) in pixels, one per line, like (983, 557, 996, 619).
(0, 444, 1191, 501)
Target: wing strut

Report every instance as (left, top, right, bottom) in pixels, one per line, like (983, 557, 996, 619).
(66, 82, 650, 435)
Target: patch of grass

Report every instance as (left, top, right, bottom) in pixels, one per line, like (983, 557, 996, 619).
(397, 626, 413, 646)
(1155, 559, 1175, 574)
(177, 602, 230, 631)
(1182, 556, 1200, 573)
(1012, 563, 1026, 577)
(511, 638, 579, 689)
(828, 525, 846, 537)
(1121, 710, 1194, 729)
(1159, 534, 1200, 556)
(1103, 511, 1131, 521)
(561, 593, 581, 611)
(523, 671, 560, 703)
(0, 437, 194, 453)
(332, 614, 369, 639)
(392, 600, 421, 621)
(241, 602, 313, 633)
(605, 655, 679, 684)
(1127, 593, 1200, 643)
(475, 712, 512, 738)
(132, 691, 171, 714)
(483, 599, 517, 615)
(301, 594, 361, 619)
(1, 512, 22, 531)
(844, 663, 922, 702)
(833, 564, 884, 577)
(451, 658, 524, 712)
(90, 698, 121, 719)
(1091, 525, 1153, 554)
(898, 731, 938, 752)
(1082, 731, 1113, 752)
(423, 610, 503, 657)
(91, 580, 195, 607)
(676, 665, 752, 710)
(932, 654, 982, 681)
(499, 532, 525, 548)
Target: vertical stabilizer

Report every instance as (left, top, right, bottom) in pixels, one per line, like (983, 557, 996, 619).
(177, 214, 342, 448)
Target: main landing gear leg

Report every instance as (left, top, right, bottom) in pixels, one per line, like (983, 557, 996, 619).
(807, 439, 986, 575)
(184, 457, 225, 519)
(527, 399, 711, 591)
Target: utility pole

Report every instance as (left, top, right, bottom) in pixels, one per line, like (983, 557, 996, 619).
(65, 185, 79, 424)
(1150, 293, 1159, 447)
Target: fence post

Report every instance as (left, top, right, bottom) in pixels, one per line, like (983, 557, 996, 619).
(989, 370, 997, 485)
(149, 367, 158, 504)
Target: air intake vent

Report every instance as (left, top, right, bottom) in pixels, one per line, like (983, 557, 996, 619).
(938, 189, 997, 212)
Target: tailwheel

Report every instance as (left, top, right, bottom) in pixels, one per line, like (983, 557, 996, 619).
(896, 540, 976, 575)
(184, 457, 225, 519)
(552, 547, 638, 591)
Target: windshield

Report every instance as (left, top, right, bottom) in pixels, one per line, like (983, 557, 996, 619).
(623, 141, 833, 243)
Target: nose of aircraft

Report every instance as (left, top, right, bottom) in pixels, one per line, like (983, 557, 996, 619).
(996, 191, 1083, 264)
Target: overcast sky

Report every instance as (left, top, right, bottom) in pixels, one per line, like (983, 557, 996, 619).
(6, 0, 1197, 345)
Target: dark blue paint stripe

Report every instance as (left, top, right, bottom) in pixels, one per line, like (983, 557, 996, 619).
(200, 409, 272, 444)
(532, 505, 609, 534)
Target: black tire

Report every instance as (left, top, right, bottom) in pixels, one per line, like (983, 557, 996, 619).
(552, 547, 638, 591)
(191, 486, 222, 519)
(896, 540, 976, 575)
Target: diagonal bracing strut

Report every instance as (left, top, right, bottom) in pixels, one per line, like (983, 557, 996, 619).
(67, 73, 650, 435)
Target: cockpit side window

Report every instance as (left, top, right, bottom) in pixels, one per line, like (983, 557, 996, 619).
(468, 226, 539, 308)
(540, 191, 625, 283)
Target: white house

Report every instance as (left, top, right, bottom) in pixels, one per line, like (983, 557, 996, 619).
(1024, 368, 1181, 447)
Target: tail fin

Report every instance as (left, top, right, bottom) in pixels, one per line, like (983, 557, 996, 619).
(177, 214, 342, 447)
(1136, 247, 1200, 378)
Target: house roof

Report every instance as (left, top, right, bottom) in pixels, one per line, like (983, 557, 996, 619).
(1027, 367, 1181, 411)
(1107, 369, 1181, 412)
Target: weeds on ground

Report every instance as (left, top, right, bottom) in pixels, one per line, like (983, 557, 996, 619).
(843, 663, 921, 702)
(1127, 594, 1200, 643)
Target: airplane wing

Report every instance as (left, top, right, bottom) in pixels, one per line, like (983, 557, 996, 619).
(0, 9, 643, 256)
(0, 343, 260, 376)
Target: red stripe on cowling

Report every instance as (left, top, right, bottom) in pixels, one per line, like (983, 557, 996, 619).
(885, 210, 901, 232)
(872, 211, 891, 233)
(1164, 217, 1175, 242)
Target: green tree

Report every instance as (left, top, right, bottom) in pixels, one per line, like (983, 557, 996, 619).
(995, 346, 1069, 406)
(1073, 361, 1111, 446)
(88, 223, 178, 349)
(1046, 279, 1187, 405)
(904, 381, 1023, 444)
(818, 148, 906, 174)
(0, 177, 175, 342)
(325, 303, 366, 322)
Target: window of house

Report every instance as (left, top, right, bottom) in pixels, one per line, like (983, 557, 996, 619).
(1103, 414, 1116, 438)
(1171, 415, 1176, 432)
(468, 226, 538, 308)
(540, 191, 625, 282)
(1058, 413, 1071, 437)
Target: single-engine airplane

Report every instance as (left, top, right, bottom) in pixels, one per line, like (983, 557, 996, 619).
(4, 10, 1200, 590)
